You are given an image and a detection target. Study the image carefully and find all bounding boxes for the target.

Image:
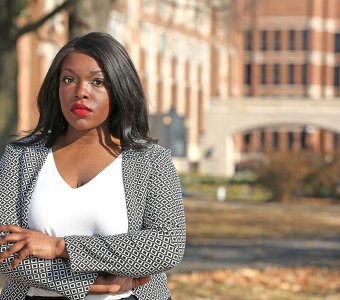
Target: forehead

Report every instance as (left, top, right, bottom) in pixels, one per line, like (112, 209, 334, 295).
(61, 52, 103, 72)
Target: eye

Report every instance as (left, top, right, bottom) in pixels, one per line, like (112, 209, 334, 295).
(90, 79, 105, 87)
(60, 76, 76, 84)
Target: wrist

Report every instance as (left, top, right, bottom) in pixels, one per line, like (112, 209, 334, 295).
(55, 237, 69, 258)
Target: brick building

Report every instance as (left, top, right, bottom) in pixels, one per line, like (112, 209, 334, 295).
(234, 0, 340, 157)
(17, 0, 69, 133)
(17, 0, 233, 171)
(16, 0, 340, 175)
(107, 0, 235, 170)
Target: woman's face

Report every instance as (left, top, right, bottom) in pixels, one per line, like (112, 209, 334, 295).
(59, 51, 111, 133)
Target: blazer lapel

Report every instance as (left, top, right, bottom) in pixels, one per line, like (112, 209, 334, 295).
(19, 144, 49, 228)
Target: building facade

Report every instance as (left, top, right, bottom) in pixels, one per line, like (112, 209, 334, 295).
(17, 0, 233, 172)
(17, 0, 69, 133)
(16, 0, 340, 176)
(107, 0, 234, 171)
(234, 0, 340, 160)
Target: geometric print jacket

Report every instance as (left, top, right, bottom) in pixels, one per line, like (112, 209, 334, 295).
(0, 140, 186, 300)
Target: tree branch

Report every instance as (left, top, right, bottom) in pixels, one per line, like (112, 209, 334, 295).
(15, 0, 75, 40)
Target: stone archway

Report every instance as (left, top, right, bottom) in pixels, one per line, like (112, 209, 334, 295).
(200, 98, 340, 176)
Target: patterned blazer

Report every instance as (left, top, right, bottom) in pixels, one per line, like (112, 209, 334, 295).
(0, 140, 186, 300)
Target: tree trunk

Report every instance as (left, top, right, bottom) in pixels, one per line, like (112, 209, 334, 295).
(69, 0, 116, 38)
(0, 43, 18, 154)
(0, 0, 73, 154)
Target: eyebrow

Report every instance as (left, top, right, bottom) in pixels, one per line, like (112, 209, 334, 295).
(61, 68, 104, 75)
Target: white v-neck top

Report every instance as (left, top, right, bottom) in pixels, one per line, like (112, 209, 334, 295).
(27, 151, 132, 299)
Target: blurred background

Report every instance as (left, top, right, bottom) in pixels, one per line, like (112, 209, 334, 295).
(1, 0, 340, 299)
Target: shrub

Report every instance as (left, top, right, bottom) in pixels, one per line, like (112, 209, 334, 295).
(252, 152, 340, 202)
(179, 172, 270, 202)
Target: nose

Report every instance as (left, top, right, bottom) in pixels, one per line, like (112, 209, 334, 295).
(74, 81, 89, 99)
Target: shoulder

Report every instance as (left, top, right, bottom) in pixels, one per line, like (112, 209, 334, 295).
(2, 136, 49, 161)
(122, 143, 174, 170)
(12, 134, 48, 148)
(2, 142, 25, 157)
(123, 143, 171, 162)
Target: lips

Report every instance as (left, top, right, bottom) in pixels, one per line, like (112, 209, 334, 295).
(71, 103, 92, 116)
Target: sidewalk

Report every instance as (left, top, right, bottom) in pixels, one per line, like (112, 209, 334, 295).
(173, 237, 340, 273)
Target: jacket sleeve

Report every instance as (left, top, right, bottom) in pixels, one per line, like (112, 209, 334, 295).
(0, 251, 97, 299)
(64, 148, 186, 277)
(0, 144, 98, 300)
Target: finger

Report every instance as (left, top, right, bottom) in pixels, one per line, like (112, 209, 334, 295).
(0, 225, 25, 233)
(10, 247, 30, 269)
(132, 276, 151, 288)
(0, 233, 25, 245)
(107, 276, 128, 294)
(0, 241, 25, 262)
(3, 241, 25, 257)
(115, 277, 133, 293)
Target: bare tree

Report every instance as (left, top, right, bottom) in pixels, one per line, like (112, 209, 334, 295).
(0, 0, 74, 153)
(159, 0, 258, 38)
(0, 0, 116, 153)
(69, 0, 116, 37)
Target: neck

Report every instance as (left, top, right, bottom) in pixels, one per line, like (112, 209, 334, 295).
(61, 126, 120, 148)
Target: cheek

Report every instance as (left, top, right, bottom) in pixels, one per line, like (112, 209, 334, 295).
(100, 101, 111, 120)
(100, 92, 112, 119)
(58, 91, 67, 111)
(58, 87, 71, 118)
(58, 87, 67, 106)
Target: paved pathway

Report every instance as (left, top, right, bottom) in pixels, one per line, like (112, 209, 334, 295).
(172, 237, 340, 273)
(1, 237, 339, 287)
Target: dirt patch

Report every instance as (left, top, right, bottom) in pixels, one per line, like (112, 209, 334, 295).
(169, 266, 340, 300)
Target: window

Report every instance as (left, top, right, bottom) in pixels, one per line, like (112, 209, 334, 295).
(173, 37, 180, 59)
(335, 33, 340, 53)
(274, 30, 281, 50)
(245, 64, 252, 85)
(334, 66, 340, 87)
(260, 130, 266, 150)
(302, 30, 309, 51)
(273, 64, 280, 84)
(302, 64, 308, 85)
(243, 133, 252, 151)
(261, 30, 267, 51)
(288, 30, 295, 50)
(142, 0, 153, 7)
(288, 132, 294, 150)
(245, 30, 252, 51)
(159, 32, 167, 54)
(199, 44, 209, 65)
(301, 130, 307, 149)
(244, 133, 251, 148)
(108, 12, 124, 44)
(288, 64, 295, 84)
(142, 0, 154, 13)
(128, 0, 138, 23)
(333, 133, 340, 151)
(186, 40, 195, 61)
(273, 131, 279, 150)
(261, 64, 267, 84)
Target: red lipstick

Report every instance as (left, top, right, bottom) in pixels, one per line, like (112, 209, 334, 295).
(71, 103, 92, 116)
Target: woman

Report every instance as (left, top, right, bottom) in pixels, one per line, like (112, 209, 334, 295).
(0, 32, 186, 300)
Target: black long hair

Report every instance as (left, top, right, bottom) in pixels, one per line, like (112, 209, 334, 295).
(14, 32, 155, 150)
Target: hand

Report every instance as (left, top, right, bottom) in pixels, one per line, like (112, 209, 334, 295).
(90, 273, 151, 295)
(0, 224, 68, 269)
